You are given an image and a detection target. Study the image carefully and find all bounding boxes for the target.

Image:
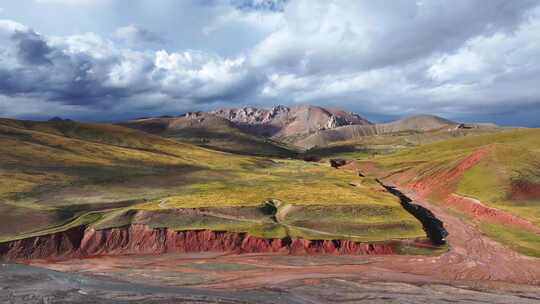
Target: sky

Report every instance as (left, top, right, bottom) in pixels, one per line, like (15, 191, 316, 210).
(0, 0, 540, 126)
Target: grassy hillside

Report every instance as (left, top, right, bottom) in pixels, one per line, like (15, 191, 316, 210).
(295, 114, 464, 149)
(120, 114, 297, 158)
(306, 128, 501, 159)
(0, 118, 424, 244)
(363, 129, 540, 256)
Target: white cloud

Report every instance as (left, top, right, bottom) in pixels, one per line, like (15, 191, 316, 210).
(428, 49, 487, 82)
(0, 19, 28, 33)
(113, 24, 163, 46)
(250, 1, 374, 71)
(0, 20, 31, 68)
(107, 50, 151, 87)
(202, 7, 284, 35)
(250, 0, 538, 74)
(153, 50, 250, 99)
(48, 32, 117, 59)
(425, 14, 540, 100)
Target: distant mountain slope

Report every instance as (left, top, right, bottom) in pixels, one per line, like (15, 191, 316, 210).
(376, 114, 458, 133)
(121, 104, 372, 156)
(120, 112, 296, 157)
(119, 106, 497, 153)
(296, 125, 379, 149)
(212, 104, 371, 138)
(296, 115, 495, 149)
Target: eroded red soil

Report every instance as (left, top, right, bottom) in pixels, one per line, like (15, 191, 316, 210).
(405, 147, 491, 197)
(446, 193, 540, 233)
(0, 226, 397, 261)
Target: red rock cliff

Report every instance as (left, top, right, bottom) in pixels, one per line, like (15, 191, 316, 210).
(0, 225, 396, 261)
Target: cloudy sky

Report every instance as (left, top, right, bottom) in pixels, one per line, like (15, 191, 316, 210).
(1, 0, 540, 126)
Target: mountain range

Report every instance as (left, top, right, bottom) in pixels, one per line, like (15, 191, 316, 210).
(121, 104, 496, 154)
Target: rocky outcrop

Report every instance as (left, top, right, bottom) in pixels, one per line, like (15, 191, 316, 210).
(330, 158, 348, 168)
(211, 105, 371, 137)
(302, 155, 321, 162)
(324, 114, 352, 130)
(212, 105, 291, 126)
(0, 225, 397, 261)
(511, 180, 540, 201)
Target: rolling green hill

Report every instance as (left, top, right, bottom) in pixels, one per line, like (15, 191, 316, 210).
(0, 118, 424, 245)
(305, 127, 502, 159)
(120, 113, 297, 157)
(361, 128, 540, 256)
(296, 115, 498, 150)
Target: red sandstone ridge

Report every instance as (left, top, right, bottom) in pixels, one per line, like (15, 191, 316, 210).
(446, 194, 540, 233)
(0, 225, 396, 261)
(377, 147, 540, 233)
(407, 147, 491, 198)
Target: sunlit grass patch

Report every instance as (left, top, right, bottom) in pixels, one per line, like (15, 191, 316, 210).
(481, 223, 540, 258)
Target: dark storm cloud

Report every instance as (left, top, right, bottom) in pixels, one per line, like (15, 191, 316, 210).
(1, 30, 151, 108)
(11, 30, 52, 65)
(0, 24, 259, 119)
(231, 0, 288, 12)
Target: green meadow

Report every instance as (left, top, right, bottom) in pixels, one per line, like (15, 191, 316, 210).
(0, 118, 424, 243)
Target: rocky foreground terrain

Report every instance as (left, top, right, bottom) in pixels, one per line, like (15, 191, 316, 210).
(2, 262, 540, 304)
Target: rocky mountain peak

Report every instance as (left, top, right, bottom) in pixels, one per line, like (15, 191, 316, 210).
(211, 104, 371, 138)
